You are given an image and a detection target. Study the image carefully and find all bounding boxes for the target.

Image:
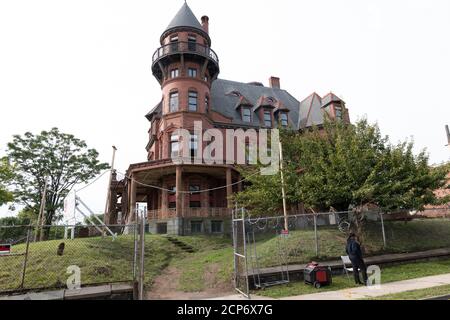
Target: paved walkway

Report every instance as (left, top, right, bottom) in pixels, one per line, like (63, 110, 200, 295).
(210, 273, 450, 300)
(283, 273, 450, 300)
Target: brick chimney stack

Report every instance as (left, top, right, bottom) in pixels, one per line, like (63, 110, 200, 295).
(201, 16, 209, 34)
(269, 76, 280, 89)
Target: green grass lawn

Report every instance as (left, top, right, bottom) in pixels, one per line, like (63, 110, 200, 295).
(366, 284, 450, 300)
(0, 234, 182, 292)
(255, 258, 450, 298)
(252, 219, 450, 268)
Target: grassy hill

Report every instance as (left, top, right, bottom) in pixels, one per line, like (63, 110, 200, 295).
(1, 218, 450, 296)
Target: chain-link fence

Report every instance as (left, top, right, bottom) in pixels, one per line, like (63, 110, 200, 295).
(233, 207, 450, 295)
(0, 223, 138, 294)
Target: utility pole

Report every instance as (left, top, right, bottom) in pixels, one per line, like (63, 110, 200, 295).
(104, 146, 117, 224)
(35, 177, 48, 242)
(279, 140, 288, 231)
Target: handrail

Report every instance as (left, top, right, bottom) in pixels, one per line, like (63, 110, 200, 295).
(152, 41, 219, 65)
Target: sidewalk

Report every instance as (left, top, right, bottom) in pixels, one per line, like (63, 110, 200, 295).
(209, 273, 450, 300)
(281, 273, 450, 300)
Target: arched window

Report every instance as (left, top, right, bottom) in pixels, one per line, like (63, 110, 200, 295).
(188, 91, 198, 111)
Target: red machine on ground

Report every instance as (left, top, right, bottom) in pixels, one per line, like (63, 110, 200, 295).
(304, 262, 332, 288)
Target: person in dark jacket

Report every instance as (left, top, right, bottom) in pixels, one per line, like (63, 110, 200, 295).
(345, 233, 368, 285)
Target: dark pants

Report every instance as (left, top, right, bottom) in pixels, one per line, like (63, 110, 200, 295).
(350, 257, 368, 284)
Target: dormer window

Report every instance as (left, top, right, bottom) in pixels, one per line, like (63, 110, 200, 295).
(280, 112, 288, 127)
(263, 109, 272, 127)
(242, 107, 252, 123)
(227, 91, 241, 97)
(335, 106, 343, 120)
(266, 97, 276, 104)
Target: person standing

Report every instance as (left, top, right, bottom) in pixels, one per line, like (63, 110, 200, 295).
(345, 233, 368, 285)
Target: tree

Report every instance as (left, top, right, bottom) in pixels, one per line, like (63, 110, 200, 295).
(6, 128, 109, 238)
(235, 119, 449, 237)
(0, 157, 14, 206)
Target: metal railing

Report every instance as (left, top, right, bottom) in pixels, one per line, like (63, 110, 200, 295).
(148, 207, 231, 220)
(152, 41, 219, 65)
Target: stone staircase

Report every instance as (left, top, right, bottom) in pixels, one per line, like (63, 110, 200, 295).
(166, 236, 196, 253)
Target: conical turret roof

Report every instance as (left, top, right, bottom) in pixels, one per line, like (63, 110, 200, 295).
(161, 2, 210, 44)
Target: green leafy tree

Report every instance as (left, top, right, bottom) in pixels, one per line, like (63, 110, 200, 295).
(236, 119, 449, 237)
(6, 128, 109, 238)
(0, 157, 14, 206)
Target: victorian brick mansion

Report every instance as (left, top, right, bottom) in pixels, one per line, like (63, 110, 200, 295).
(106, 3, 350, 235)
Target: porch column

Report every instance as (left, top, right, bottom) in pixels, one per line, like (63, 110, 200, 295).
(237, 174, 243, 192)
(176, 166, 183, 217)
(129, 175, 137, 223)
(226, 167, 233, 208)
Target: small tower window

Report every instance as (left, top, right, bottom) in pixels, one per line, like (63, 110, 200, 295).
(188, 35, 197, 51)
(169, 92, 179, 112)
(280, 112, 288, 127)
(170, 68, 179, 79)
(242, 107, 252, 122)
(205, 95, 210, 113)
(170, 35, 179, 52)
(264, 110, 272, 127)
(188, 68, 197, 78)
(188, 91, 198, 111)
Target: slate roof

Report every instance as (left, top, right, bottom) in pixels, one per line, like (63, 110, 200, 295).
(145, 79, 343, 131)
(210, 79, 301, 129)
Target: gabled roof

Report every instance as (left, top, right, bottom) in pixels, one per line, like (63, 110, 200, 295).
(321, 92, 342, 107)
(161, 3, 210, 44)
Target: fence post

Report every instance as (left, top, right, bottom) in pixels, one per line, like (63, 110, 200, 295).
(313, 213, 319, 257)
(138, 212, 145, 300)
(20, 226, 31, 289)
(380, 211, 387, 249)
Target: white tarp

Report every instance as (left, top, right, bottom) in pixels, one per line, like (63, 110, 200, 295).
(63, 191, 77, 223)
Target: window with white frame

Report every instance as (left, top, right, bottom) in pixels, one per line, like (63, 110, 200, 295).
(280, 112, 288, 127)
(170, 68, 179, 78)
(242, 107, 251, 122)
(170, 134, 179, 158)
(169, 92, 179, 112)
(264, 110, 272, 127)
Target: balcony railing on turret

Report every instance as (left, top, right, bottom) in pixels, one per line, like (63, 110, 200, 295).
(152, 41, 219, 65)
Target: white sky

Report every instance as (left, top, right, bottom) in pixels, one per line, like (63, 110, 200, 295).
(1, 0, 449, 218)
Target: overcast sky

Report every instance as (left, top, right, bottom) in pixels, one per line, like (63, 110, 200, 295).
(1, 0, 449, 218)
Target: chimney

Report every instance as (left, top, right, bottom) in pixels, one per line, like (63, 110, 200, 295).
(201, 15, 209, 34)
(269, 76, 280, 89)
